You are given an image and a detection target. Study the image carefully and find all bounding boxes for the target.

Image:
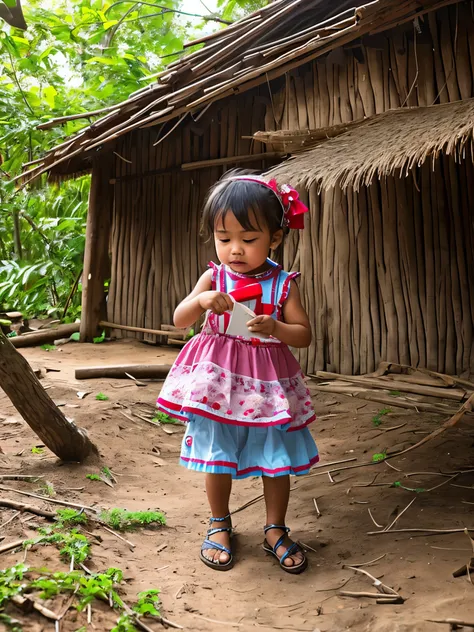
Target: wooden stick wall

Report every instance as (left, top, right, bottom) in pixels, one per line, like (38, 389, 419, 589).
(277, 3, 474, 374)
(108, 92, 271, 342)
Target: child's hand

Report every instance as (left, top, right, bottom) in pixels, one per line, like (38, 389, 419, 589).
(246, 315, 276, 337)
(198, 291, 233, 315)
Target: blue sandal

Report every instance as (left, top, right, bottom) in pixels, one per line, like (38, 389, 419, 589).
(262, 524, 308, 574)
(200, 514, 234, 571)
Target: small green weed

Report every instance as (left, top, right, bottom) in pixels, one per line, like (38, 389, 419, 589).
(86, 473, 102, 482)
(93, 330, 106, 344)
(95, 392, 109, 401)
(55, 509, 88, 528)
(69, 332, 81, 342)
(100, 509, 166, 532)
(41, 481, 55, 498)
(102, 466, 113, 480)
(31, 446, 43, 455)
(40, 344, 56, 351)
(372, 408, 391, 427)
(392, 481, 425, 493)
(389, 390, 401, 397)
(25, 529, 90, 565)
(133, 589, 160, 616)
(153, 411, 179, 425)
(372, 452, 387, 463)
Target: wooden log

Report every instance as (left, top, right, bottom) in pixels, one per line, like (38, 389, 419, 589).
(99, 320, 185, 338)
(315, 371, 467, 401)
(75, 364, 172, 380)
(181, 151, 283, 171)
(11, 323, 80, 348)
(80, 155, 114, 342)
(0, 330, 99, 462)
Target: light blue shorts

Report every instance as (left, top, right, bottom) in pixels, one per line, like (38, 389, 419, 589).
(180, 414, 319, 479)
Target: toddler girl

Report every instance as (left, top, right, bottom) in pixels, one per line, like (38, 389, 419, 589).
(157, 173, 318, 574)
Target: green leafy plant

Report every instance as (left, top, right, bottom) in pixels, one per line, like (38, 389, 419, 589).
(153, 411, 179, 425)
(25, 529, 90, 565)
(55, 508, 88, 528)
(93, 330, 106, 344)
(133, 589, 160, 616)
(41, 481, 56, 497)
(30, 446, 43, 454)
(372, 408, 391, 427)
(95, 392, 109, 401)
(40, 344, 56, 351)
(100, 509, 166, 532)
(86, 473, 102, 482)
(389, 390, 401, 397)
(372, 452, 387, 463)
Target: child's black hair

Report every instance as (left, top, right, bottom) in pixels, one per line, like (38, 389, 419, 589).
(201, 170, 286, 240)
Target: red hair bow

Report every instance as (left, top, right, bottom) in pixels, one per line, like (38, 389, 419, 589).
(230, 176, 309, 230)
(268, 179, 308, 230)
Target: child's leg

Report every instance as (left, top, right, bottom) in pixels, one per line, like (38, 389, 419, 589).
(262, 475, 304, 567)
(203, 473, 233, 564)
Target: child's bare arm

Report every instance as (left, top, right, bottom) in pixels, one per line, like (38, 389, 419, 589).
(174, 269, 233, 328)
(247, 281, 312, 348)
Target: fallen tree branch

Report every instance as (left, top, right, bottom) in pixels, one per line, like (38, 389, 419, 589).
(0, 499, 56, 519)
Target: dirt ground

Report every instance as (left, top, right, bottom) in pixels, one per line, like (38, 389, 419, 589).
(1, 339, 474, 632)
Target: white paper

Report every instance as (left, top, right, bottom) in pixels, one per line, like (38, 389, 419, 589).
(225, 301, 269, 340)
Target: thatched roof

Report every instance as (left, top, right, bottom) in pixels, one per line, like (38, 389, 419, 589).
(266, 97, 474, 191)
(18, 0, 458, 186)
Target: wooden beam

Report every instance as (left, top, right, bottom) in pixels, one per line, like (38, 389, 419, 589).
(180, 151, 284, 170)
(80, 156, 114, 342)
(99, 320, 187, 338)
(11, 323, 80, 348)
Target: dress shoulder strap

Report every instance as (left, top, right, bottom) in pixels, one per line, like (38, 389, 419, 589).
(276, 270, 301, 319)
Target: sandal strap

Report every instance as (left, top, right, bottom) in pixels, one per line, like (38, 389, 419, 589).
(264, 524, 290, 535)
(210, 514, 231, 523)
(207, 526, 232, 537)
(279, 541, 302, 567)
(202, 539, 232, 556)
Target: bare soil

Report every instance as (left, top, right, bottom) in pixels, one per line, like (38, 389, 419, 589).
(1, 339, 474, 632)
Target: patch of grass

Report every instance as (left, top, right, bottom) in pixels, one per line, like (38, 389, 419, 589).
(102, 466, 113, 480)
(95, 392, 109, 401)
(372, 408, 392, 427)
(389, 390, 401, 397)
(40, 344, 56, 351)
(100, 509, 166, 532)
(30, 446, 43, 455)
(372, 452, 387, 463)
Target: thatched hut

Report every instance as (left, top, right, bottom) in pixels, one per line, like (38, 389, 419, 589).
(21, 0, 474, 376)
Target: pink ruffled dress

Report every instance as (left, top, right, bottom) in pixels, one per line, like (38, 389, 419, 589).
(157, 259, 318, 479)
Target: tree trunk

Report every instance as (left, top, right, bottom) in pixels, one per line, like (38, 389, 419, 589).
(0, 330, 99, 462)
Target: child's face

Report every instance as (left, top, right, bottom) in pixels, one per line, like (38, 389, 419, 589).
(214, 210, 282, 275)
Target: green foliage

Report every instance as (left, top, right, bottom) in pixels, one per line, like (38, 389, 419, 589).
(93, 330, 106, 343)
(133, 589, 160, 616)
(25, 528, 90, 564)
(389, 390, 401, 397)
(0, 564, 28, 608)
(55, 508, 88, 527)
(86, 473, 102, 481)
(392, 481, 425, 493)
(40, 344, 56, 351)
(41, 481, 56, 497)
(153, 411, 179, 425)
(372, 452, 387, 463)
(372, 407, 391, 427)
(100, 508, 166, 532)
(111, 615, 139, 632)
(30, 446, 43, 454)
(95, 392, 109, 401)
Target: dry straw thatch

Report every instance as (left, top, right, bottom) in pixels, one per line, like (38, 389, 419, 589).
(17, 0, 461, 186)
(266, 97, 474, 191)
